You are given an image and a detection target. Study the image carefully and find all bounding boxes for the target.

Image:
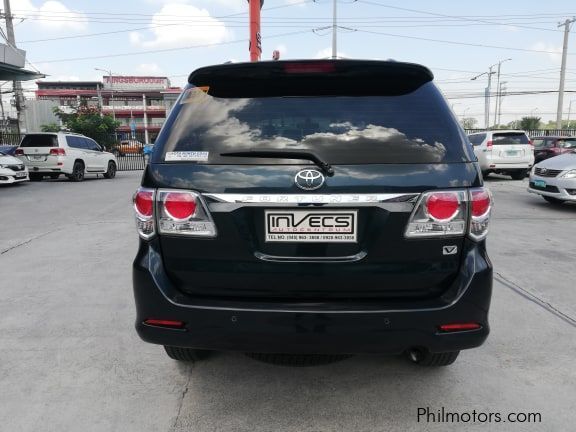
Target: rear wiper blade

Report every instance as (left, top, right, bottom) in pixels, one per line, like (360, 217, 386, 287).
(220, 148, 334, 176)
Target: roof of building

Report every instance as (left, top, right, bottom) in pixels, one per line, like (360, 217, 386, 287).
(0, 63, 45, 81)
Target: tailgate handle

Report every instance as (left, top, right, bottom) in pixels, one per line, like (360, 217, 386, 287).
(254, 251, 367, 263)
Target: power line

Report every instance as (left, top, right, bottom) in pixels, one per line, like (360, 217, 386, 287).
(34, 29, 313, 64)
(353, 28, 575, 55)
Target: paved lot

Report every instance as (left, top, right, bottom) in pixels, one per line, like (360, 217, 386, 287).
(0, 172, 574, 432)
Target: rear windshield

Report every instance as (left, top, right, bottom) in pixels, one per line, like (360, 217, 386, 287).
(492, 133, 529, 145)
(156, 82, 469, 164)
(20, 134, 58, 148)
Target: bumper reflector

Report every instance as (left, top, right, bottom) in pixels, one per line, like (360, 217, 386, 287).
(438, 323, 481, 332)
(144, 319, 185, 329)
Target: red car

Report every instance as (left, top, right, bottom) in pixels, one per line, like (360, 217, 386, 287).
(532, 136, 576, 163)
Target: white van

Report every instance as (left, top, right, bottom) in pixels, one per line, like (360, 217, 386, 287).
(468, 130, 534, 180)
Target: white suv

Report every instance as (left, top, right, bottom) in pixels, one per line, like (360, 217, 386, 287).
(15, 132, 117, 182)
(468, 130, 534, 180)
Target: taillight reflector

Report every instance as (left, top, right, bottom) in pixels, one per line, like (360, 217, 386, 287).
(471, 190, 491, 217)
(486, 140, 493, 148)
(439, 323, 481, 332)
(49, 148, 66, 156)
(164, 192, 197, 220)
(425, 192, 460, 221)
(144, 319, 185, 329)
(15, 148, 24, 155)
(134, 190, 154, 217)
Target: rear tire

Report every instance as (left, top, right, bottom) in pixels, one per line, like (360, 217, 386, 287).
(67, 161, 85, 182)
(163, 346, 211, 362)
(29, 173, 43, 181)
(407, 349, 460, 367)
(543, 196, 565, 205)
(103, 161, 116, 179)
(510, 170, 527, 180)
(245, 352, 352, 367)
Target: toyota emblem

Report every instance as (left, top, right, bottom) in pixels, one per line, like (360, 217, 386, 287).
(295, 169, 325, 191)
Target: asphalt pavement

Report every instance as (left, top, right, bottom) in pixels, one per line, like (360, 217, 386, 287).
(0, 172, 574, 432)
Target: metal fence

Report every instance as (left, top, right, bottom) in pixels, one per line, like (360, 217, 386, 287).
(465, 129, 576, 137)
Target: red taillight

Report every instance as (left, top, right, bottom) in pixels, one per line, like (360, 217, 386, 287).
(134, 190, 154, 217)
(439, 323, 481, 332)
(471, 189, 491, 217)
(425, 192, 460, 222)
(486, 140, 493, 149)
(49, 148, 66, 156)
(284, 62, 336, 74)
(164, 192, 197, 220)
(144, 319, 185, 329)
(15, 148, 24, 155)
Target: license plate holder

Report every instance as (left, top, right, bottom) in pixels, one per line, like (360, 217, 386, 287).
(506, 150, 519, 156)
(30, 155, 45, 161)
(265, 209, 358, 243)
(534, 180, 546, 188)
(15, 172, 27, 178)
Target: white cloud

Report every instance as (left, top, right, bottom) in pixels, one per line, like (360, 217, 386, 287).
(136, 63, 164, 75)
(315, 47, 348, 59)
(531, 42, 563, 64)
(12, 0, 88, 31)
(130, 3, 229, 49)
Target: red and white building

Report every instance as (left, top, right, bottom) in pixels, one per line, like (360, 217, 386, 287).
(34, 76, 182, 143)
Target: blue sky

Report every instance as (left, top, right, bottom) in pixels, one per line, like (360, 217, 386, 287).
(6, 0, 576, 125)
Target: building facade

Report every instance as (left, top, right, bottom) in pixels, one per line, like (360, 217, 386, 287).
(34, 76, 182, 143)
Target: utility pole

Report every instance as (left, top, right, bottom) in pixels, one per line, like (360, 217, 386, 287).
(556, 18, 575, 129)
(471, 66, 496, 129)
(331, 0, 337, 59)
(3, 0, 25, 133)
(493, 58, 511, 127)
(248, 0, 263, 62)
(497, 81, 507, 126)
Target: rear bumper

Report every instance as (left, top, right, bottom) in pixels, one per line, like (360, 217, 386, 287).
(132, 239, 492, 355)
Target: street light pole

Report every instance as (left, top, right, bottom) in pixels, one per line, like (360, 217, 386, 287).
(471, 67, 496, 129)
(556, 18, 576, 128)
(493, 58, 511, 127)
(95, 67, 115, 121)
(497, 81, 507, 126)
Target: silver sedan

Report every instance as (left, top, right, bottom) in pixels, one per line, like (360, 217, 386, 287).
(528, 153, 576, 204)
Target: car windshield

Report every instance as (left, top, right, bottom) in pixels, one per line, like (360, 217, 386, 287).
(158, 83, 469, 164)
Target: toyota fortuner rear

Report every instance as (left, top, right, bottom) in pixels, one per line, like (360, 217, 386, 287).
(132, 60, 493, 367)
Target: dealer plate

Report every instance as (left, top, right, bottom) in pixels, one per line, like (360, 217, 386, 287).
(265, 210, 357, 242)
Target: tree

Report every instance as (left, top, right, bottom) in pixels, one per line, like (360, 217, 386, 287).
(460, 117, 478, 130)
(518, 116, 541, 131)
(53, 104, 120, 148)
(40, 123, 61, 132)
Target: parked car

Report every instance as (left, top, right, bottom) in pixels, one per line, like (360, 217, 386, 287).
(15, 132, 117, 182)
(112, 140, 143, 156)
(0, 150, 29, 184)
(468, 130, 534, 179)
(531, 135, 576, 163)
(131, 60, 493, 367)
(528, 153, 576, 205)
(0, 145, 18, 156)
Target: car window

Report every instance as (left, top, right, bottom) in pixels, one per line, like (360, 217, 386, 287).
(468, 134, 486, 146)
(90, 139, 102, 151)
(83, 138, 98, 151)
(492, 133, 529, 145)
(20, 134, 58, 147)
(66, 136, 84, 149)
(158, 83, 470, 164)
(557, 139, 576, 148)
(532, 138, 545, 148)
